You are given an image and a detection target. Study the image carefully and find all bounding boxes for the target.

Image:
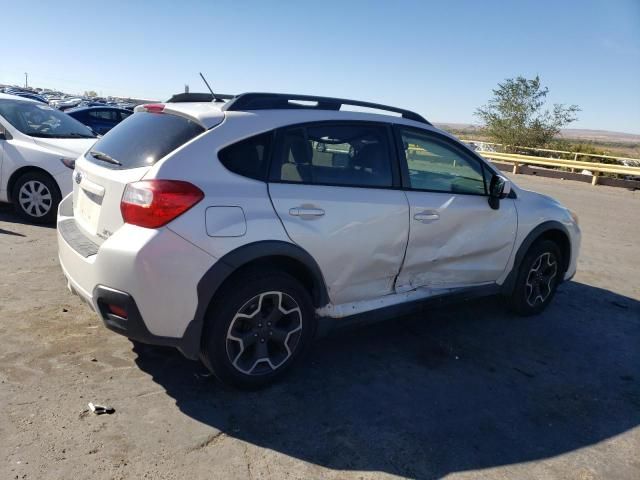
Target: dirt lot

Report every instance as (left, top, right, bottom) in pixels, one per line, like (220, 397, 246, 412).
(1, 174, 639, 480)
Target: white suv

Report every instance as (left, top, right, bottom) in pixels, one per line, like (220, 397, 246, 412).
(0, 93, 97, 223)
(57, 93, 580, 389)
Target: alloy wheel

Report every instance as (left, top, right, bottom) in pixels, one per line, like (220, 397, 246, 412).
(226, 291, 303, 375)
(525, 252, 558, 307)
(18, 180, 52, 218)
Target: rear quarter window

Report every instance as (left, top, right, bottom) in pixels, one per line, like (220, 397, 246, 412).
(87, 112, 204, 169)
(218, 132, 273, 181)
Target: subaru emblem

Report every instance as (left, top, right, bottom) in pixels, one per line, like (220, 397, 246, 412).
(74, 171, 83, 185)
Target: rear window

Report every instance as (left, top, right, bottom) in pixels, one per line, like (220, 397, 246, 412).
(87, 112, 204, 169)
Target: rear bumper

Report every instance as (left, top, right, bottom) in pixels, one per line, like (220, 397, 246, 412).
(56, 193, 215, 358)
(93, 285, 203, 353)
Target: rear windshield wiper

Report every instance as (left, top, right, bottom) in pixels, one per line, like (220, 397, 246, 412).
(66, 132, 97, 138)
(29, 132, 57, 138)
(90, 150, 122, 166)
(30, 132, 95, 139)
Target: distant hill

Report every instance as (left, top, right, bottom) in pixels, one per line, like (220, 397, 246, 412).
(435, 123, 640, 144)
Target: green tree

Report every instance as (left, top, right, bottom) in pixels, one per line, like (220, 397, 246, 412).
(475, 76, 580, 150)
(84, 90, 98, 97)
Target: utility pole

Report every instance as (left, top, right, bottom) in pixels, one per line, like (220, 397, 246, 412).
(185, 84, 189, 93)
(24, 72, 28, 89)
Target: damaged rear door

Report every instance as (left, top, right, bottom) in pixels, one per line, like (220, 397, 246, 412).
(394, 127, 517, 291)
(268, 121, 409, 306)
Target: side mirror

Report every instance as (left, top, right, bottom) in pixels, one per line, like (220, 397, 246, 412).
(488, 174, 511, 210)
(0, 125, 8, 140)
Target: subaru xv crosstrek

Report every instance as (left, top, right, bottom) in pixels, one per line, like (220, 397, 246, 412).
(57, 92, 580, 389)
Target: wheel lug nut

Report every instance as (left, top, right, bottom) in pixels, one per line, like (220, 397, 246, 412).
(260, 338, 265, 343)
(258, 323, 262, 328)
(254, 333, 258, 337)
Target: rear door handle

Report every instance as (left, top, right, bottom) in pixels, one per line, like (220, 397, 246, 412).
(414, 211, 440, 222)
(289, 207, 325, 217)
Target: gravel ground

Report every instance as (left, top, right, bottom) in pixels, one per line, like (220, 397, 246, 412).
(1, 174, 639, 480)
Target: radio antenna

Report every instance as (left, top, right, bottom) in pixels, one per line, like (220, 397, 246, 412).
(199, 72, 223, 102)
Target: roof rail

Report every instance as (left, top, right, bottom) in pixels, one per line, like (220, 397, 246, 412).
(166, 92, 235, 103)
(223, 92, 430, 124)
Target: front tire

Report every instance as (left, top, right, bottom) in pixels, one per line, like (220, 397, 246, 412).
(509, 239, 562, 316)
(200, 271, 316, 390)
(12, 171, 61, 224)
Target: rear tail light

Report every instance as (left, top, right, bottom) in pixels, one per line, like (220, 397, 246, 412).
(121, 180, 204, 228)
(142, 103, 165, 113)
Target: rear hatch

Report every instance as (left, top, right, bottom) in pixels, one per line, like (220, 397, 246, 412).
(72, 108, 211, 245)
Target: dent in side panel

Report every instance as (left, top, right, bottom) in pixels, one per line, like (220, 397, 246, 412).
(398, 193, 517, 289)
(269, 183, 410, 305)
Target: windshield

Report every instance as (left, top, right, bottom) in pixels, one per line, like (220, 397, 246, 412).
(0, 100, 96, 138)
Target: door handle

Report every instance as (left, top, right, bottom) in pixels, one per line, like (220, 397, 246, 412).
(414, 211, 440, 222)
(289, 207, 325, 217)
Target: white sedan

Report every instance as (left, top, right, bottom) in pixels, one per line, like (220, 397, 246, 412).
(0, 93, 97, 223)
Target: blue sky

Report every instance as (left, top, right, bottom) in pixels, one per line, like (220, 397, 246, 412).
(2, 0, 639, 133)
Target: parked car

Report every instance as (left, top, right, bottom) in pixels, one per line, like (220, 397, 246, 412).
(57, 98, 84, 111)
(2, 88, 48, 104)
(57, 92, 581, 389)
(66, 106, 132, 135)
(0, 93, 97, 222)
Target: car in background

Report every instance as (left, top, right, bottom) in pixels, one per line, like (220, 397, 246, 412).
(57, 98, 84, 111)
(2, 88, 48, 104)
(66, 106, 132, 135)
(0, 93, 97, 223)
(83, 100, 107, 107)
(117, 103, 136, 111)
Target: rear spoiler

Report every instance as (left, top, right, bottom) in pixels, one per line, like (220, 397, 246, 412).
(134, 103, 225, 129)
(166, 92, 235, 103)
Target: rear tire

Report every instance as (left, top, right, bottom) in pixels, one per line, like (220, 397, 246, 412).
(509, 239, 562, 316)
(12, 171, 61, 224)
(200, 271, 316, 390)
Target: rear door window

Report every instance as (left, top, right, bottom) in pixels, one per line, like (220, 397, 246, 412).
(270, 123, 394, 188)
(86, 112, 204, 169)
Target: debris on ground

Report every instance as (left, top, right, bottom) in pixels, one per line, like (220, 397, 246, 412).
(88, 402, 115, 415)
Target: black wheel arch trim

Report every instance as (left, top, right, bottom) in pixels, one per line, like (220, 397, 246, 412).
(185, 240, 329, 359)
(501, 220, 571, 295)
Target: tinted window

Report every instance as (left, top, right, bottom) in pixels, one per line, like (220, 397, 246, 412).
(87, 112, 204, 169)
(218, 132, 272, 180)
(271, 123, 393, 187)
(0, 100, 96, 139)
(89, 109, 118, 121)
(400, 129, 486, 195)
